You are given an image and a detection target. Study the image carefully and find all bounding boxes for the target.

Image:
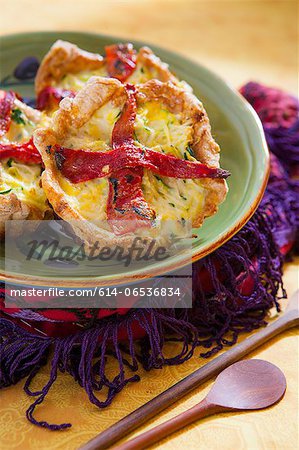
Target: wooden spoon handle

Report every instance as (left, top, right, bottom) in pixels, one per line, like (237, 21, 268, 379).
(114, 399, 220, 450)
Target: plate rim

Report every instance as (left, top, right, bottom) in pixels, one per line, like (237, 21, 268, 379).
(0, 31, 269, 287)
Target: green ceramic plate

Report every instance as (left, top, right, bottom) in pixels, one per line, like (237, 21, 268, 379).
(0, 32, 269, 286)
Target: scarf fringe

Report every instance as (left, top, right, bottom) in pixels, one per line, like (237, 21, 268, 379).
(0, 309, 199, 430)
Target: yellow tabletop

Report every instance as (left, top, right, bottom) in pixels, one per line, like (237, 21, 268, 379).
(0, 1, 298, 449)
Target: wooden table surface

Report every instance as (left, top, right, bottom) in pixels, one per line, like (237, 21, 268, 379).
(0, 1, 298, 449)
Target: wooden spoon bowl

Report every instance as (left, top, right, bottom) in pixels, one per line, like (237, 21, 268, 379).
(115, 359, 286, 450)
(207, 359, 286, 410)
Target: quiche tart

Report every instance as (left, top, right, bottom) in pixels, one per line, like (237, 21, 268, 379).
(34, 77, 228, 248)
(0, 90, 52, 237)
(35, 40, 190, 113)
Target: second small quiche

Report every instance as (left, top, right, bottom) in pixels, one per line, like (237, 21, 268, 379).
(35, 40, 190, 114)
(34, 77, 229, 248)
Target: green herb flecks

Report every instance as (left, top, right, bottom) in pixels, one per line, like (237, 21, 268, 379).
(11, 109, 26, 125)
(186, 145, 195, 158)
(154, 175, 170, 188)
(0, 188, 12, 194)
(133, 131, 140, 143)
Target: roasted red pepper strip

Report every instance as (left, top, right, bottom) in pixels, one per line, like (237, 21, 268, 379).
(55, 84, 229, 181)
(0, 90, 15, 137)
(36, 87, 76, 111)
(109, 84, 155, 231)
(107, 168, 156, 234)
(112, 84, 136, 147)
(54, 84, 229, 234)
(53, 85, 142, 181)
(0, 90, 42, 165)
(105, 44, 137, 82)
(0, 137, 42, 164)
(54, 145, 229, 182)
(55, 83, 155, 233)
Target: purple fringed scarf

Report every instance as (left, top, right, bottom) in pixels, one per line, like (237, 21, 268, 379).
(1, 82, 298, 430)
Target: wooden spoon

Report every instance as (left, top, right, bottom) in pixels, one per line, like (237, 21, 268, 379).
(114, 359, 286, 450)
(81, 290, 298, 450)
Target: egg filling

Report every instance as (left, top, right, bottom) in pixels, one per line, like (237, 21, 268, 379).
(55, 97, 207, 225)
(0, 102, 49, 214)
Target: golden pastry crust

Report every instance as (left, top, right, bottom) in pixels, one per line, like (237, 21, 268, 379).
(0, 193, 52, 238)
(50, 77, 125, 137)
(35, 40, 181, 96)
(0, 97, 53, 237)
(35, 40, 105, 95)
(0, 193, 29, 238)
(132, 46, 178, 84)
(34, 77, 227, 249)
